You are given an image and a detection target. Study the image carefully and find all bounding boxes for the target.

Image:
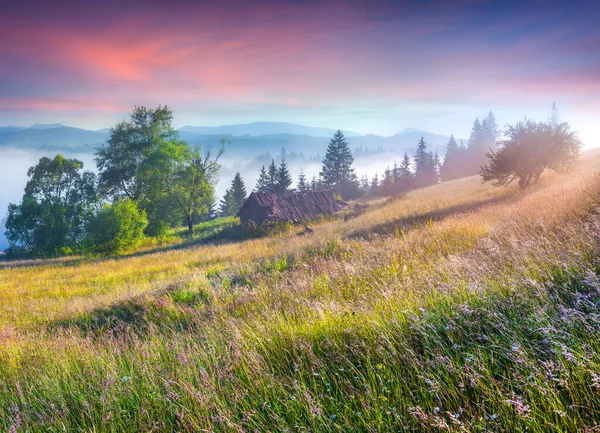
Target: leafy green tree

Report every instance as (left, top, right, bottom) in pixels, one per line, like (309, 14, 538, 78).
(320, 130, 359, 198)
(297, 168, 309, 192)
(86, 199, 148, 255)
(480, 115, 581, 190)
(95, 105, 176, 200)
(255, 165, 270, 193)
(5, 155, 97, 256)
(276, 158, 293, 193)
(167, 143, 225, 235)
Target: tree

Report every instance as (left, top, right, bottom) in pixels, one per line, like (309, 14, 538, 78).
(370, 173, 379, 196)
(276, 158, 293, 193)
(168, 142, 225, 235)
(5, 155, 97, 256)
(397, 152, 414, 191)
(255, 165, 270, 192)
(297, 168, 309, 192)
(440, 135, 465, 182)
(219, 189, 236, 217)
(463, 112, 499, 177)
(230, 172, 248, 210)
(267, 159, 278, 192)
(220, 172, 247, 217)
(413, 137, 438, 188)
(86, 199, 148, 255)
(359, 175, 370, 197)
(95, 105, 176, 200)
(480, 115, 581, 190)
(320, 130, 359, 198)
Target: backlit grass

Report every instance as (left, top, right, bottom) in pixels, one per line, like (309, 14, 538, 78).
(1, 151, 600, 431)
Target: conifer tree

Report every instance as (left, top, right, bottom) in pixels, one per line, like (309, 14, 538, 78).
(397, 151, 413, 191)
(219, 189, 236, 217)
(275, 158, 293, 193)
(413, 137, 438, 188)
(359, 175, 370, 197)
(441, 134, 464, 182)
(230, 172, 247, 212)
(297, 168, 309, 192)
(370, 173, 379, 196)
(255, 165, 269, 193)
(267, 159, 278, 192)
(320, 130, 359, 198)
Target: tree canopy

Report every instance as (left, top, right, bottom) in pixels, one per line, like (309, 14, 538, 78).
(5, 155, 97, 256)
(480, 114, 581, 190)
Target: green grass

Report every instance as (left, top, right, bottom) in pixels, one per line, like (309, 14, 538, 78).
(2, 157, 600, 431)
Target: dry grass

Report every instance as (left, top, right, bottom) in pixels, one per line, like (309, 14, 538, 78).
(1, 150, 600, 431)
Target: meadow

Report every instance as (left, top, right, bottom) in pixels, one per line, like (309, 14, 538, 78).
(2, 150, 600, 432)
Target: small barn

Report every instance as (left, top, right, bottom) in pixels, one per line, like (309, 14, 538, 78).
(236, 191, 347, 224)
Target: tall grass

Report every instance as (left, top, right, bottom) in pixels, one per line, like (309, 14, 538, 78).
(1, 155, 600, 431)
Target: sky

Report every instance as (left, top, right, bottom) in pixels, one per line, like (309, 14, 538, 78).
(1, 0, 599, 144)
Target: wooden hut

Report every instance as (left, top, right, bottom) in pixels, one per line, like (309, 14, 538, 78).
(236, 191, 347, 224)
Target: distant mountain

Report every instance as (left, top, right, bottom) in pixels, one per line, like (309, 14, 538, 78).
(395, 128, 425, 135)
(28, 123, 65, 130)
(0, 122, 453, 157)
(0, 126, 109, 152)
(179, 122, 360, 138)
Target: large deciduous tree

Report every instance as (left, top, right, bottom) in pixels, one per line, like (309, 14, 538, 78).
(95, 105, 176, 200)
(480, 114, 581, 190)
(5, 154, 97, 256)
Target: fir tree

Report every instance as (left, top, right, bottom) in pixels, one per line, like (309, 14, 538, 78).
(267, 159, 278, 192)
(275, 158, 293, 193)
(359, 175, 370, 197)
(370, 173, 379, 196)
(413, 137, 438, 188)
(320, 130, 359, 198)
(441, 134, 465, 182)
(297, 168, 309, 192)
(397, 151, 413, 190)
(230, 172, 247, 212)
(219, 189, 236, 217)
(255, 165, 269, 193)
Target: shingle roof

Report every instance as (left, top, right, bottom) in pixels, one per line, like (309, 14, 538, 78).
(237, 190, 346, 223)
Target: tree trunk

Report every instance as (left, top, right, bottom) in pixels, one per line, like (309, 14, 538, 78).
(187, 215, 193, 236)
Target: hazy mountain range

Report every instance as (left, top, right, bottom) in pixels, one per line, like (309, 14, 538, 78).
(0, 122, 454, 157)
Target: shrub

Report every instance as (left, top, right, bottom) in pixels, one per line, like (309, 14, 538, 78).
(86, 199, 148, 255)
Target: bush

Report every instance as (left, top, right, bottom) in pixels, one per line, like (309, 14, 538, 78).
(86, 199, 148, 255)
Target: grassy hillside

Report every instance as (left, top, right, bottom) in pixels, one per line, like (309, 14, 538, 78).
(1, 151, 600, 431)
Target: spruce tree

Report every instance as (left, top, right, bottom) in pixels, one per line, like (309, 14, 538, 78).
(320, 130, 358, 198)
(397, 151, 413, 191)
(370, 173, 379, 196)
(441, 134, 464, 182)
(230, 172, 247, 212)
(219, 189, 236, 217)
(297, 168, 309, 192)
(255, 165, 269, 193)
(267, 159, 278, 192)
(276, 158, 293, 193)
(413, 137, 437, 188)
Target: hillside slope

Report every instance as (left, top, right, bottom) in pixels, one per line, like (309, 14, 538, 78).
(1, 153, 600, 431)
